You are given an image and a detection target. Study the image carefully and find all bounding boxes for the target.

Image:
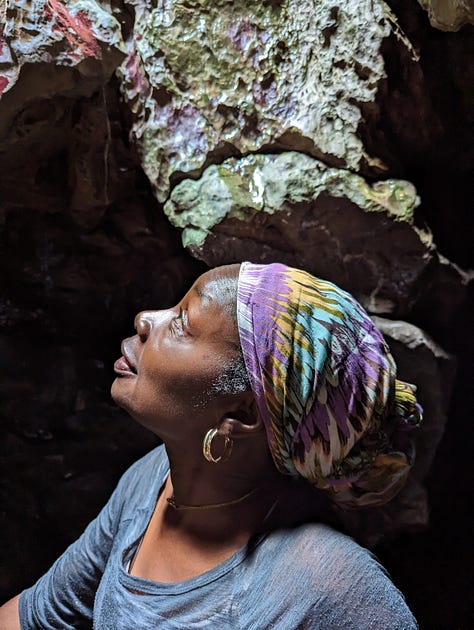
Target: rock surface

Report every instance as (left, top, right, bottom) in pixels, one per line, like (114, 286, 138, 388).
(119, 0, 473, 270)
(0, 0, 125, 129)
(118, 0, 433, 201)
(338, 316, 455, 546)
(417, 0, 474, 30)
(0, 0, 127, 234)
(165, 151, 463, 319)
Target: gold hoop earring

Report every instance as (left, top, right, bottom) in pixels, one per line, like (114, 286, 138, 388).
(202, 428, 233, 464)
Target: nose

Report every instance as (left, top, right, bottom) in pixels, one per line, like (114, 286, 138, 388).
(134, 310, 170, 342)
(134, 311, 153, 342)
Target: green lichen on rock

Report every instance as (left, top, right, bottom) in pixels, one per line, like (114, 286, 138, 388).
(118, 0, 405, 201)
(165, 152, 422, 249)
(164, 151, 434, 316)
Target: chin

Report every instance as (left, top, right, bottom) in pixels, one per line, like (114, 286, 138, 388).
(110, 379, 161, 436)
(111, 376, 132, 412)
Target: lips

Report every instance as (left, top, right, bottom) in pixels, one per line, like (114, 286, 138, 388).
(114, 356, 136, 375)
(114, 342, 137, 375)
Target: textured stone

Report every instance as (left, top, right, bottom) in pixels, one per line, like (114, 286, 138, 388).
(417, 0, 474, 30)
(0, 0, 125, 143)
(117, 0, 422, 201)
(411, 254, 472, 340)
(1, 0, 124, 85)
(383, 0, 473, 270)
(338, 316, 455, 545)
(0, 2, 127, 233)
(165, 151, 434, 316)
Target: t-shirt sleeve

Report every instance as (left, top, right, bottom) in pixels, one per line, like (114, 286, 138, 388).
(18, 447, 165, 630)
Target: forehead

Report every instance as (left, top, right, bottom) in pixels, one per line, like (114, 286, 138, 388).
(187, 266, 241, 347)
(193, 266, 239, 309)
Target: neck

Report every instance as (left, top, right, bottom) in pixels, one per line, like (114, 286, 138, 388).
(160, 439, 285, 538)
(167, 486, 260, 511)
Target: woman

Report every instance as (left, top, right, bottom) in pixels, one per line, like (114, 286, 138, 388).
(0, 262, 421, 629)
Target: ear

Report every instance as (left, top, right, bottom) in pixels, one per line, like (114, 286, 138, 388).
(217, 393, 264, 440)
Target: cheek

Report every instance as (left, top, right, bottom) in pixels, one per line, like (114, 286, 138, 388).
(146, 342, 227, 394)
(166, 353, 230, 402)
(112, 366, 192, 418)
(112, 342, 233, 421)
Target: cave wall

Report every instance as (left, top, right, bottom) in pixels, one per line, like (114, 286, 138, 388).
(0, 1, 472, 627)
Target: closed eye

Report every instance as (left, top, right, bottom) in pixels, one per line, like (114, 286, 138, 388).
(170, 307, 189, 337)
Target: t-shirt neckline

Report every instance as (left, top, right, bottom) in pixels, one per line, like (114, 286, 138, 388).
(117, 455, 266, 595)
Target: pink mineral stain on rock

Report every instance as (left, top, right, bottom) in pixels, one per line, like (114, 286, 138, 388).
(124, 50, 148, 95)
(46, 0, 102, 59)
(0, 76, 8, 95)
(125, 49, 139, 73)
(228, 19, 256, 56)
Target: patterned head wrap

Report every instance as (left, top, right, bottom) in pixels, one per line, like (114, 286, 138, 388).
(237, 262, 422, 508)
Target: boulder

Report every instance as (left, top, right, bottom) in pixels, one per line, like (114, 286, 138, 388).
(165, 152, 470, 326)
(118, 0, 441, 201)
(165, 151, 435, 317)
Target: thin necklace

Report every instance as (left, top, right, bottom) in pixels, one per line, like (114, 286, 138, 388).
(166, 487, 259, 511)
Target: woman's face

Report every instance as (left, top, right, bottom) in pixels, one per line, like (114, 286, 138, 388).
(111, 265, 243, 439)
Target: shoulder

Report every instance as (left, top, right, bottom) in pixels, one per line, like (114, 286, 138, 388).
(240, 524, 417, 629)
(257, 521, 367, 557)
(257, 522, 397, 595)
(255, 522, 375, 580)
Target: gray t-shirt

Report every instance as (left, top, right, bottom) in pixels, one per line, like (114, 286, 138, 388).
(19, 445, 417, 629)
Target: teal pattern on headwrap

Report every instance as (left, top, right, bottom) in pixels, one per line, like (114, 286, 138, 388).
(237, 262, 422, 508)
